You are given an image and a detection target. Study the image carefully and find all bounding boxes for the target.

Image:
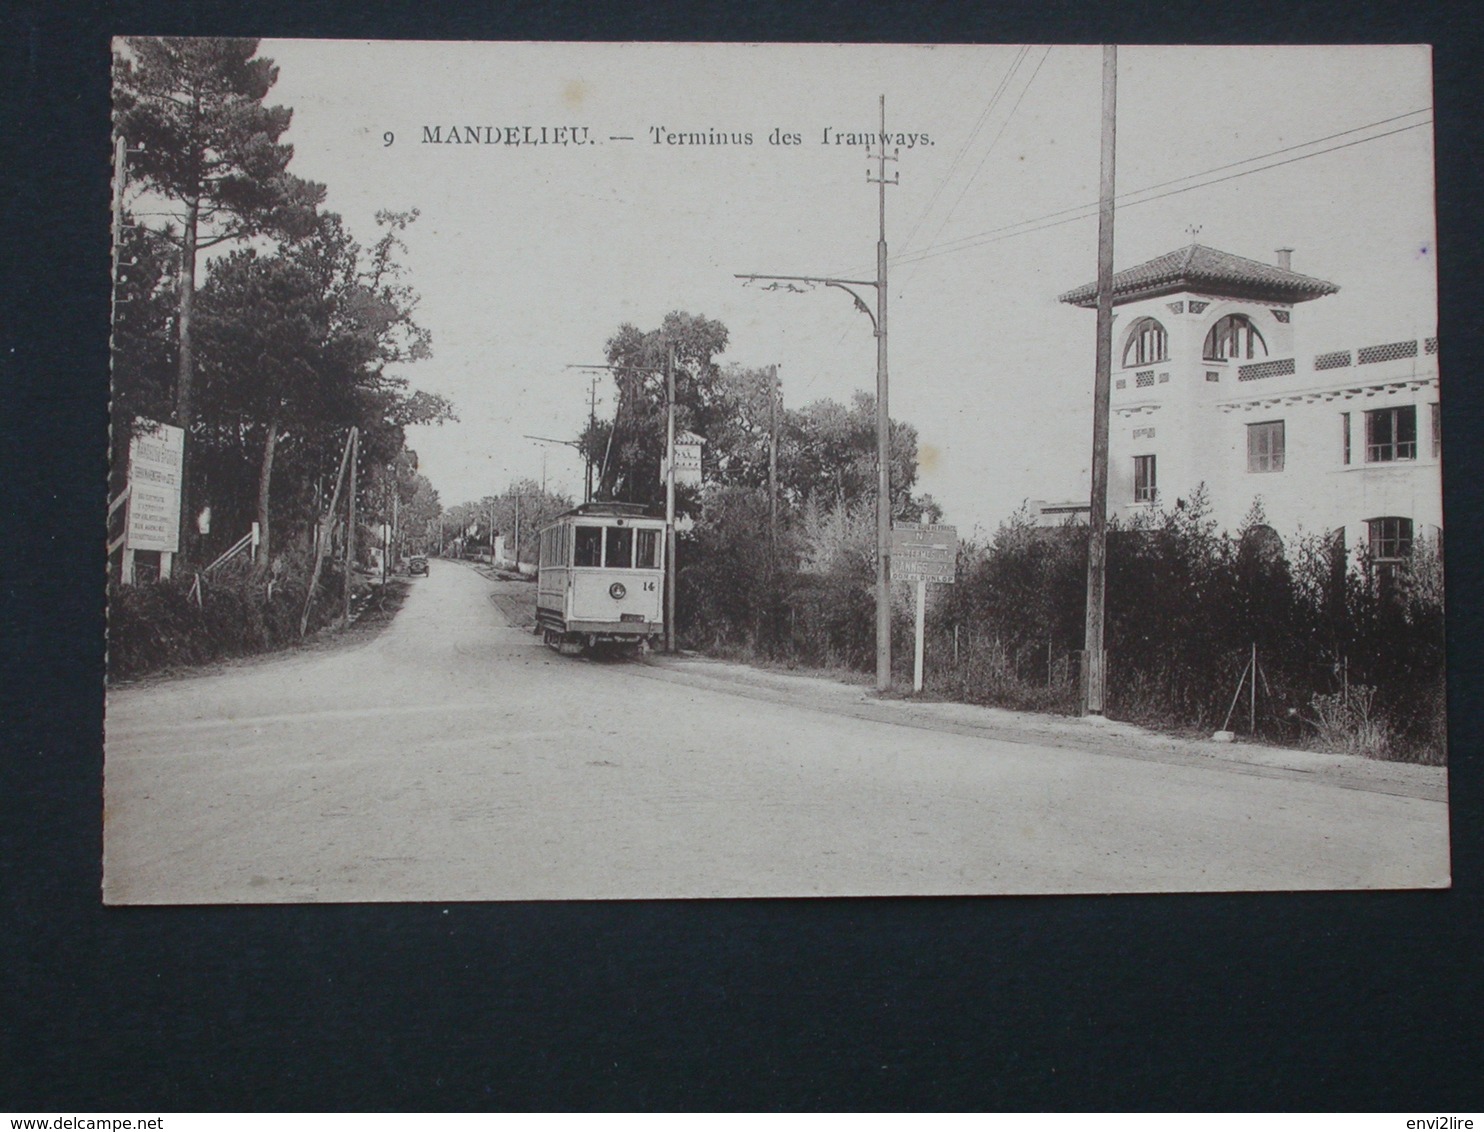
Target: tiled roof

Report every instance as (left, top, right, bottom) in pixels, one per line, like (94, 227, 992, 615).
(1059, 244, 1340, 307)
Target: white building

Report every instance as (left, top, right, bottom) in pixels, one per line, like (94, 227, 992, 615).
(1046, 244, 1440, 567)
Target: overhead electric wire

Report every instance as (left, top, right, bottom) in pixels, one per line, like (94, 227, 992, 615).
(896, 46, 1031, 259)
(922, 46, 1054, 258)
(890, 108, 1433, 270)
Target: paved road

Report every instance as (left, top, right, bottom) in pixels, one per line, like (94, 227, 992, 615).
(103, 559, 1450, 902)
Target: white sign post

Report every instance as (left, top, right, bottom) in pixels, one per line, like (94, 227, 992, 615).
(665, 431, 705, 487)
(891, 521, 958, 692)
(123, 421, 185, 583)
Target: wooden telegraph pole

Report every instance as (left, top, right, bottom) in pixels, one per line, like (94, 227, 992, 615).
(344, 428, 358, 625)
(870, 94, 896, 693)
(299, 426, 356, 637)
(732, 94, 897, 685)
(665, 342, 677, 653)
(768, 364, 779, 556)
(1083, 45, 1118, 716)
(768, 364, 779, 653)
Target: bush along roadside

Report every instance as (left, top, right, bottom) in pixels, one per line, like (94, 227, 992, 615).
(107, 553, 355, 681)
(674, 490, 1446, 765)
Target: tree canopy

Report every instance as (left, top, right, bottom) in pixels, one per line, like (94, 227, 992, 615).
(112, 38, 451, 573)
(578, 311, 729, 505)
(189, 209, 450, 565)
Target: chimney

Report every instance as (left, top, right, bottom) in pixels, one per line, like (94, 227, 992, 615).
(1276, 247, 1294, 271)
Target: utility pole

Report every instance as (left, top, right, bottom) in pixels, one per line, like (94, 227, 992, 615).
(734, 93, 898, 690)
(1083, 45, 1118, 716)
(110, 134, 129, 334)
(345, 428, 358, 625)
(513, 488, 521, 572)
(380, 478, 391, 585)
(299, 426, 356, 637)
(587, 374, 598, 503)
(868, 93, 897, 693)
(665, 341, 677, 653)
(566, 362, 664, 503)
(768, 364, 779, 554)
(110, 134, 133, 584)
(768, 364, 779, 655)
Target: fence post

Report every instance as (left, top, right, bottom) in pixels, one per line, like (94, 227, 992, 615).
(1249, 641, 1257, 734)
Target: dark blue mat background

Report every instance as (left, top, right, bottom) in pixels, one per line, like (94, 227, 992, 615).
(3, 1, 1480, 1110)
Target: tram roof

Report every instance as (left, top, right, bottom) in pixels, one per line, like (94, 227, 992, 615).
(554, 501, 661, 521)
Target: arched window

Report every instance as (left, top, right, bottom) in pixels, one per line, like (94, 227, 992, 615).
(1203, 314, 1268, 361)
(1122, 317, 1169, 368)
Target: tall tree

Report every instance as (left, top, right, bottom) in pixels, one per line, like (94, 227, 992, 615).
(109, 217, 179, 494)
(193, 210, 448, 566)
(579, 311, 729, 505)
(784, 391, 927, 518)
(707, 364, 778, 491)
(113, 37, 324, 544)
(193, 247, 325, 564)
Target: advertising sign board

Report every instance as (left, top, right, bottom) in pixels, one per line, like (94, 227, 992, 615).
(125, 421, 184, 554)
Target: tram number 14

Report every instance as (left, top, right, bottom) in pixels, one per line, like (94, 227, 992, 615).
(643, 580, 657, 592)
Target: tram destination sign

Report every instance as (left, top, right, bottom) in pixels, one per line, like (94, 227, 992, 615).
(891, 522, 958, 584)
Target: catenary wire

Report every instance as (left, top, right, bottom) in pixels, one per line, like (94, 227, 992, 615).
(890, 117, 1433, 270)
(890, 109, 1433, 269)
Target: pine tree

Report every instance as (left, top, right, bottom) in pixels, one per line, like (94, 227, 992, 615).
(113, 37, 325, 548)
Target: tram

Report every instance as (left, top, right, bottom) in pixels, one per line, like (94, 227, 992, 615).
(535, 502, 667, 654)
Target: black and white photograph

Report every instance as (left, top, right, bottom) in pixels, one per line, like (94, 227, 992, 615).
(103, 39, 1448, 904)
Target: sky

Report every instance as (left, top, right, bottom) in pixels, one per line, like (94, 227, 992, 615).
(255, 41, 1437, 539)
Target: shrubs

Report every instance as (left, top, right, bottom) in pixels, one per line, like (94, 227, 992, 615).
(1306, 686, 1393, 760)
(677, 489, 1446, 764)
(107, 557, 346, 680)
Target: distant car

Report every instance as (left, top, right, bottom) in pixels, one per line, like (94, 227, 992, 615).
(408, 555, 429, 576)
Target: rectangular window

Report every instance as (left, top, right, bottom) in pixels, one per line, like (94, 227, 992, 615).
(1134, 455, 1157, 503)
(635, 528, 661, 570)
(1365, 405, 1417, 462)
(1367, 516, 1413, 561)
(574, 525, 602, 567)
(1432, 403, 1441, 458)
(604, 524, 634, 569)
(1341, 412, 1351, 465)
(1246, 420, 1285, 472)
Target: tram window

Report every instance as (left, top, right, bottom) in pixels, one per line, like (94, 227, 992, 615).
(605, 525, 634, 569)
(574, 526, 603, 567)
(636, 528, 660, 569)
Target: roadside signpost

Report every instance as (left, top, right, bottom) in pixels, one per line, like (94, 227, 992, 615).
(891, 521, 958, 692)
(670, 431, 705, 486)
(121, 420, 185, 583)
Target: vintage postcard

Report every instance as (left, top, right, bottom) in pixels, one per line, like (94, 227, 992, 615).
(105, 41, 1446, 902)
